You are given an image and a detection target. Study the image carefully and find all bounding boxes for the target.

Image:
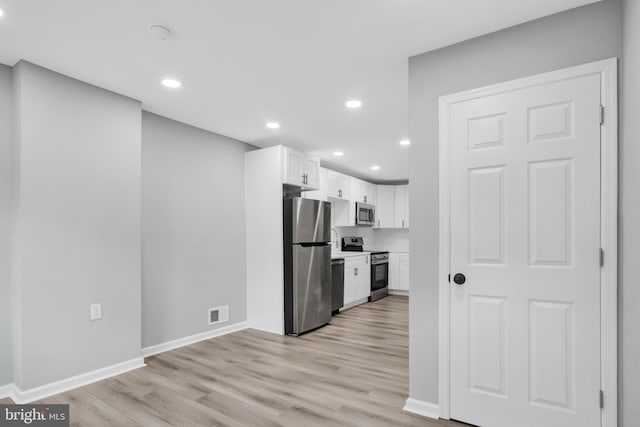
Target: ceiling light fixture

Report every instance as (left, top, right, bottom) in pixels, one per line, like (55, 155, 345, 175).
(333, 151, 344, 157)
(149, 24, 173, 40)
(0, 9, 4, 17)
(371, 165, 381, 171)
(399, 139, 411, 146)
(345, 99, 362, 109)
(162, 78, 181, 88)
(266, 122, 280, 129)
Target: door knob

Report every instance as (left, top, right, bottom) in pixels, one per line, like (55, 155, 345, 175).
(453, 273, 466, 285)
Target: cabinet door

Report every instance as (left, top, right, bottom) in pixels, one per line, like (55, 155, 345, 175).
(398, 253, 410, 291)
(338, 174, 351, 200)
(404, 185, 410, 228)
(395, 185, 409, 228)
(286, 150, 303, 186)
(301, 157, 319, 189)
(350, 178, 364, 202)
(344, 257, 366, 305)
(364, 182, 377, 205)
(304, 167, 327, 201)
(361, 255, 371, 298)
(343, 265, 358, 305)
(327, 170, 350, 200)
(376, 185, 396, 228)
(388, 253, 400, 289)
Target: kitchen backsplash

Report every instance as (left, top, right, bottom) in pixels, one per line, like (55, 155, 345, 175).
(335, 226, 409, 252)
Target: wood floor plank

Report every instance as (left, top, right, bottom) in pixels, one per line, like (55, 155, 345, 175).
(5, 296, 468, 426)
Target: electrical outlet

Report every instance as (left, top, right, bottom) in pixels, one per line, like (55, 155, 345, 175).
(90, 303, 102, 321)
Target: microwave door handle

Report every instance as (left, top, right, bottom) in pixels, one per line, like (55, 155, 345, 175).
(369, 209, 374, 223)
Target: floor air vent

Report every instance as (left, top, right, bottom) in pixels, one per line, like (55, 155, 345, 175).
(208, 305, 229, 325)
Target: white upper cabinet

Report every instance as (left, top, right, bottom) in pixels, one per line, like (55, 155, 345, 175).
(282, 147, 320, 190)
(350, 178, 364, 203)
(394, 184, 409, 228)
(304, 167, 328, 201)
(301, 157, 319, 189)
(351, 178, 377, 205)
(327, 170, 351, 200)
(364, 181, 377, 206)
(375, 185, 396, 228)
(375, 184, 409, 229)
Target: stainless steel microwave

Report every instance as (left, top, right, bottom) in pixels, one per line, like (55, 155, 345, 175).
(355, 202, 375, 226)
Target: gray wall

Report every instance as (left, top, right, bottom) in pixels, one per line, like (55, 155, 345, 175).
(12, 61, 142, 390)
(620, 0, 640, 425)
(408, 0, 622, 407)
(0, 64, 13, 386)
(141, 112, 253, 348)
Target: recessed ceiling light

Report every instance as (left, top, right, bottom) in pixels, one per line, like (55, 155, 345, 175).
(0, 9, 4, 17)
(162, 78, 181, 88)
(399, 139, 411, 146)
(345, 99, 362, 109)
(266, 122, 280, 129)
(371, 165, 381, 171)
(333, 151, 344, 157)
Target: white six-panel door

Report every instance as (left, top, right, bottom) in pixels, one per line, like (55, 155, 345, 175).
(448, 73, 602, 427)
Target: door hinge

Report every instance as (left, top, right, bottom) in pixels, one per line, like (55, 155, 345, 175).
(600, 390, 604, 409)
(600, 105, 605, 125)
(600, 248, 604, 267)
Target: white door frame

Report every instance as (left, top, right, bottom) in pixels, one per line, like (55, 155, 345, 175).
(438, 58, 618, 427)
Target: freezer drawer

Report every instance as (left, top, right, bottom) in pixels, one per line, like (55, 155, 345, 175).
(285, 197, 331, 244)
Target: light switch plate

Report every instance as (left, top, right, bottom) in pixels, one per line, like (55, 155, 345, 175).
(90, 303, 102, 320)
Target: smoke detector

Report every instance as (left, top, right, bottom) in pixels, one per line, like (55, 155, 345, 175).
(149, 25, 173, 40)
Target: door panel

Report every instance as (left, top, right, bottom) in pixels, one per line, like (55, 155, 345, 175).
(529, 300, 574, 410)
(449, 73, 601, 427)
(468, 295, 507, 397)
(468, 166, 506, 265)
(528, 159, 573, 266)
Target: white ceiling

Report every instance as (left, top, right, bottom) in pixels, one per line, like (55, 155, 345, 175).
(0, 0, 598, 182)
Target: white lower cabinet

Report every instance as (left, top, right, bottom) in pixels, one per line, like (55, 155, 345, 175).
(389, 252, 410, 291)
(343, 254, 371, 307)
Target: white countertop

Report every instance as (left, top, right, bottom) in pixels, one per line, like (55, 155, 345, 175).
(331, 251, 371, 259)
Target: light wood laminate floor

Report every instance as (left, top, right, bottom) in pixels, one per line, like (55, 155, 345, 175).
(4, 296, 470, 426)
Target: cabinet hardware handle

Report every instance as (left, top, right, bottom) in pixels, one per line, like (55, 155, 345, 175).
(378, 220, 380, 227)
(354, 267, 358, 276)
(402, 220, 405, 227)
(364, 196, 367, 203)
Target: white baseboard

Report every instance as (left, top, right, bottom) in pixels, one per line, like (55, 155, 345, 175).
(0, 383, 12, 400)
(389, 290, 409, 296)
(9, 357, 145, 404)
(141, 321, 249, 358)
(340, 298, 369, 311)
(403, 398, 440, 420)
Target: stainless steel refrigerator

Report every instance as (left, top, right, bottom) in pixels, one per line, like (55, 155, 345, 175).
(283, 197, 332, 336)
